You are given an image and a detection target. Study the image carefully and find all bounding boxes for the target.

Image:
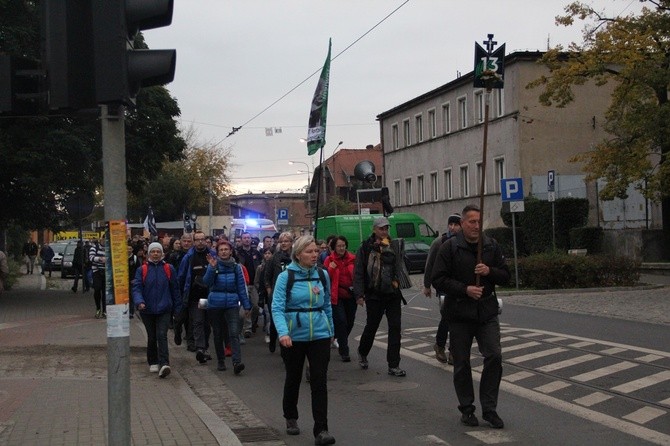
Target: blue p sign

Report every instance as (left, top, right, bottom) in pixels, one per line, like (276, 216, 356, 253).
(547, 170, 555, 192)
(501, 178, 524, 202)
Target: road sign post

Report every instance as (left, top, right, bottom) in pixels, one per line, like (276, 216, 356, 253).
(548, 170, 556, 251)
(500, 178, 523, 290)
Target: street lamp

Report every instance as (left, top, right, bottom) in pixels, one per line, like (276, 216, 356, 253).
(288, 161, 312, 221)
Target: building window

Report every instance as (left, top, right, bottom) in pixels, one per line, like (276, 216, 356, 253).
(460, 165, 469, 197)
(417, 175, 425, 203)
(405, 178, 413, 205)
(442, 102, 451, 134)
(392, 124, 399, 150)
(403, 119, 410, 147)
(458, 96, 467, 129)
(393, 180, 401, 206)
(494, 157, 505, 193)
(475, 90, 484, 123)
(496, 89, 504, 117)
(444, 168, 453, 200)
(476, 161, 486, 195)
(428, 109, 436, 139)
(430, 172, 438, 202)
(415, 114, 423, 143)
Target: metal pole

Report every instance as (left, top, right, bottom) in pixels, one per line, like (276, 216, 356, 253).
(476, 88, 491, 286)
(551, 201, 556, 251)
(208, 177, 213, 236)
(101, 104, 130, 445)
(512, 212, 519, 290)
(313, 148, 325, 239)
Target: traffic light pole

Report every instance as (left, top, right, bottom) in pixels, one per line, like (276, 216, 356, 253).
(102, 104, 131, 445)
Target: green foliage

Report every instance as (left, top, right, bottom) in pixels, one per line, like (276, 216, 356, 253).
(500, 197, 589, 253)
(517, 252, 639, 289)
(2, 257, 23, 291)
(484, 227, 526, 258)
(569, 226, 604, 253)
(319, 196, 354, 217)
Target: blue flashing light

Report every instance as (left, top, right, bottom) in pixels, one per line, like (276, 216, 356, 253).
(245, 218, 259, 227)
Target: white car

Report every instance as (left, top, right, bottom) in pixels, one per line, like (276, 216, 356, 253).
(50, 241, 73, 271)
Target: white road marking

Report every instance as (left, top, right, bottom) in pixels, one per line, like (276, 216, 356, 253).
(544, 336, 569, 342)
(536, 354, 601, 373)
(610, 370, 670, 394)
(636, 354, 664, 363)
(502, 341, 540, 353)
(573, 392, 613, 407)
(534, 380, 571, 394)
(599, 347, 627, 355)
(405, 342, 432, 350)
(623, 407, 667, 424)
(466, 430, 517, 444)
(568, 341, 596, 348)
(416, 434, 450, 444)
(571, 362, 638, 382)
(504, 371, 534, 383)
(507, 347, 567, 364)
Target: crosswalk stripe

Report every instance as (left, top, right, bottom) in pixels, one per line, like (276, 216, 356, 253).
(518, 332, 546, 338)
(610, 370, 670, 394)
(568, 341, 596, 348)
(623, 407, 666, 424)
(534, 380, 571, 394)
(544, 336, 569, 342)
(503, 341, 540, 353)
(536, 354, 601, 372)
(635, 354, 664, 363)
(571, 361, 637, 382)
(504, 371, 534, 382)
(507, 347, 566, 364)
(600, 347, 628, 355)
(405, 342, 431, 351)
(573, 392, 613, 407)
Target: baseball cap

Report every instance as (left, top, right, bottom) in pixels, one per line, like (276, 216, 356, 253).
(373, 216, 391, 228)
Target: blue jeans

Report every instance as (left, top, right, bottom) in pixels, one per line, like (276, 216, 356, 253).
(449, 317, 502, 414)
(332, 298, 357, 357)
(208, 307, 241, 364)
(141, 312, 171, 367)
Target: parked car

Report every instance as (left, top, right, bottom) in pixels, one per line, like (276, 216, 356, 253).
(60, 241, 80, 278)
(404, 241, 431, 273)
(49, 241, 72, 271)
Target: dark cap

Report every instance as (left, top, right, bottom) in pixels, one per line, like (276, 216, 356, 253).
(447, 213, 461, 225)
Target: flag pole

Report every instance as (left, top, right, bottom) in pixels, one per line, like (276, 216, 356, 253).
(313, 147, 325, 239)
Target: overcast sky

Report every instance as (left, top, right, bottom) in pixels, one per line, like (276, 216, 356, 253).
(146, 0, 641, 195)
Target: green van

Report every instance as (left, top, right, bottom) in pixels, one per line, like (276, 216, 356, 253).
(315, 213, 437, 253)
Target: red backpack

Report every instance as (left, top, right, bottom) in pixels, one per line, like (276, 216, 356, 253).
(141, 262, 172, 283)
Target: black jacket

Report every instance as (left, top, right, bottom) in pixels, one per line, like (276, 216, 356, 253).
(264, 248, 292, 291)
(431, 232, 510, 322)
(353, 234, 399, 300)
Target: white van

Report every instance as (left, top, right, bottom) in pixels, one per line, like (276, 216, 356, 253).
(229, 218, 277, 242)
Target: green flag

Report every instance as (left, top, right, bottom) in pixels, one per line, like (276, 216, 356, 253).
(307, 39, 332, 156)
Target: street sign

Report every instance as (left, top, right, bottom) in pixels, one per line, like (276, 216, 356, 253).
(277, 208, 289, 225)
(548, 170, 555, 192)
(500, 178, 524, 202)
(548, 191, 556, 202)
(510, 200, 525, 213)
(473, 36, 505, 89)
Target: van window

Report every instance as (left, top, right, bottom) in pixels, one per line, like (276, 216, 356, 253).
(396, 223, 416, 239)
(419, 223, 436, 238)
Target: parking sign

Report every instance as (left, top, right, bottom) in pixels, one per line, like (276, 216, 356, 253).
(277, 208, 289, 225)
(500, 178, 524, 202)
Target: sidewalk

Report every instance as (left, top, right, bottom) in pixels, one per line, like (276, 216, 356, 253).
(0, 272, 278, 446)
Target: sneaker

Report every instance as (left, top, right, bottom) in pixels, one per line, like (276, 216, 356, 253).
(196, 350, 207, 364)
(217, 361, 227, 371)
(483, 411, 504, 429)
(225, 345, 233, 357)
(149, 364, 159, 373)
(388, 367, 407, 377)
(331, 339, 339, 349)
(314, 430, 336, 445)
(265, 334, 270, 344)
(244, 330, 252, 338)
(358, 353, 368, 370)
(286, 419, 300, 435)
(447, 352, 454, 365)
(461, 412, 479, 427)
(341, 354, 351, 362)
(434, 344, 448, 363)
(174, 330, 182, 346)
(95, 309, 102, 319)
(158, 365, 171, 378)
(233, 362, 245, 375)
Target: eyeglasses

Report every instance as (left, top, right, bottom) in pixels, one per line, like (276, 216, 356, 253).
(194, 238, 206, 242)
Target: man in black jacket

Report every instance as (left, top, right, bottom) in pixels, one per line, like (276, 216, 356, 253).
(353, 216, 406, 377)
(432, 205, 510, 429)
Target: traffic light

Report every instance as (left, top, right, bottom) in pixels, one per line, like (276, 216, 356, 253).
(183, 213, 192, 233)
(0, 55, 45, 115)
(91, 0, 176, 106)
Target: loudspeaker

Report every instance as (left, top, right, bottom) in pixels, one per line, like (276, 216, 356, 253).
(354, 160, 377, 183)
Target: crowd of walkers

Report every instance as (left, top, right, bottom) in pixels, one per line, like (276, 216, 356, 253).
(50, 204, 509, 443)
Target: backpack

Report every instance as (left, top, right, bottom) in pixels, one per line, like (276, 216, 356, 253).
(285, 267, 327, 302)
(141, 262, 172, 284)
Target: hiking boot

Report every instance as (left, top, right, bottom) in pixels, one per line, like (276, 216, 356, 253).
(149, 364, 159, 373)
(286, 419, 300, 435)
(158, 365, 171, 378)
(196, 350, 207, 364)
(314, 430, 336, 445)
(388, 367, 407, 377)
(447, 352, 454, 365)
(461, 412, 479, 427)
(434, 344, 448, 363)
(233, 362, 245, 375)
(217, 361, 227, 371)
(483, 411, 504, 429)
(358, 353, 368, 369)
(174, 330, 182, 346)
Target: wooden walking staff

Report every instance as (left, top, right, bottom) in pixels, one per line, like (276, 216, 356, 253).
(473, 34, 505, 285)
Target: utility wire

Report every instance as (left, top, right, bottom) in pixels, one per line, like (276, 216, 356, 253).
(224, 0, 410, 139)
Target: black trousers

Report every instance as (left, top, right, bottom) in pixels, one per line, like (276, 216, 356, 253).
(332, 297, 357, 357)
(449, 317, 502, 415)
(358, 293, 402, 368)
(280, 337, 331, 437)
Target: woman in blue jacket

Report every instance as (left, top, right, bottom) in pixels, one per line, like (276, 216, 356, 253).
(203, 239, 251, 374)
(132, 242, 182, 379)
(272, 236, 335, 445)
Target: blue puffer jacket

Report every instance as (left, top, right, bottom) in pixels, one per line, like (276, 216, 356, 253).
(202, 260, 251, 311)
(272, 262, 334, 342)
(132, 261, 182, 315)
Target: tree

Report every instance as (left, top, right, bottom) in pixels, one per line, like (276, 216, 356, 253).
(318, 196, 354, 218)
(527, 0, 670, 231)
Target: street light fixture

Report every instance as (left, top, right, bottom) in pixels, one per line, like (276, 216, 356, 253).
(288, 161, 312, 222)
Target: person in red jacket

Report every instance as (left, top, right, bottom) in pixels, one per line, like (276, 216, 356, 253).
(325, 235, 357, 362)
